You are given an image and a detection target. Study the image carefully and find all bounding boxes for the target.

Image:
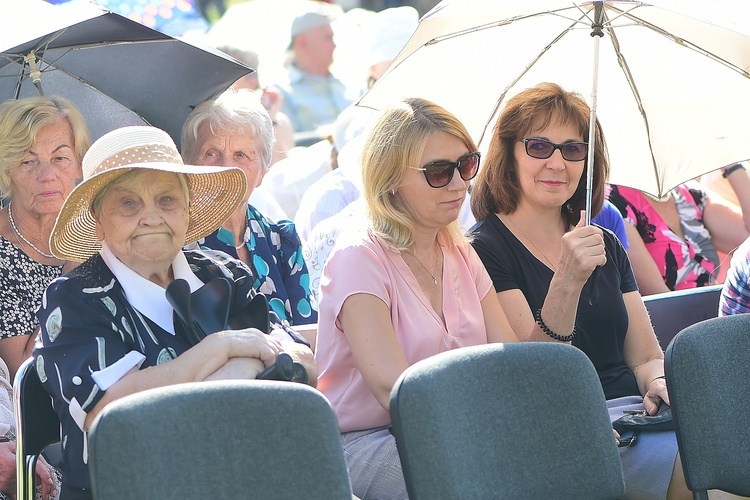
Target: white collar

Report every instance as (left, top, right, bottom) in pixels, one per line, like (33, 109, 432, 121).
(99, 242, 204, 334)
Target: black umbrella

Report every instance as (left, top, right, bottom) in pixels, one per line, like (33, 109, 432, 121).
(0, 0, 253, 148)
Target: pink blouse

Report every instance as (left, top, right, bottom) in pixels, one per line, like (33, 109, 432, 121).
(315, 230, 493, 432)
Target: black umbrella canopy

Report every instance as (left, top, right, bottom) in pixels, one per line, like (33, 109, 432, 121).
(0, 0, 253, 148)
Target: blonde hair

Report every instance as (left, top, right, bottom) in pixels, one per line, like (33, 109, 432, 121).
(0, 96, 90, 200)
(362, 98, 477, 251)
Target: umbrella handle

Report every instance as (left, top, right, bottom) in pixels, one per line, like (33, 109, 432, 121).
(23, 52, 44, 96)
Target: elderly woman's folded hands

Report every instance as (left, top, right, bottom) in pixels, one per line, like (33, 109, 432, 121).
(205, 329, 283, 380)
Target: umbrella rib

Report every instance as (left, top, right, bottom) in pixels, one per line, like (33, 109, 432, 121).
(28, 39, 173, 71)
(2, 38, 178, 92)
(7, 55, 154, 127)
(610, 5, 750, 79)
(426, 7, 593, 45)
(605, 15, 663, 197)
(2, 24, 78, 64)
(479, 10, 591, 145)
(4, 30, 172, 71)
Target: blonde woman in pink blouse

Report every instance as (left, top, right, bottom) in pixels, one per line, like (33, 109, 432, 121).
(315, 98, 518, 499)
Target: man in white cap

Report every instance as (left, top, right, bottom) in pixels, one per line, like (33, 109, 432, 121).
(362, 6, 419, 90)
(276, 5, 355, 143)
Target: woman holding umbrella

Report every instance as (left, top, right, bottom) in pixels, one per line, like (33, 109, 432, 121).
(469, 83, 689, 499)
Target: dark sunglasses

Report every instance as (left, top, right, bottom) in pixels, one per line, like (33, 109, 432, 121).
(414, 151, 481, 188)
(520, 138, 588, 162)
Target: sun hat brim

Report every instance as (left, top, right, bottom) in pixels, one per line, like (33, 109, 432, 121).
(50, 162, 247, 263)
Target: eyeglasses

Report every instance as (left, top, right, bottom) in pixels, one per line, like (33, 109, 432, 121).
(414, 151, 481, 188)
(519, 138, 588, 162)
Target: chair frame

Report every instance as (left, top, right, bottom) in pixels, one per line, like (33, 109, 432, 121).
(13, 357, 61, 500)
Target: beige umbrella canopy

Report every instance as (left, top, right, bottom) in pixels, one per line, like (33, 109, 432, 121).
(359, 0, 750, 199)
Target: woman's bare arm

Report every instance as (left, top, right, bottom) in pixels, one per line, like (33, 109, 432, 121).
(621, 291, 667, 414)
(338, 293, 408, 410)
(480, 290, 519, 343)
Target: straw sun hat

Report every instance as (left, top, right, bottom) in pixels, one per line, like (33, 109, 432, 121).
(50, 126, 247, 263)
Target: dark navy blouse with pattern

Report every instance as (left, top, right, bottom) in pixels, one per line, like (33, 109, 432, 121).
(34, 249, 260, 492)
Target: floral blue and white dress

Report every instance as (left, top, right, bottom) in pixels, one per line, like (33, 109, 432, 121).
(0, 236, 63, 339)
(34, 249, 263, 496)
(196, 204, 317, 325)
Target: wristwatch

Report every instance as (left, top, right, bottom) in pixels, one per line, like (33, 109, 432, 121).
(722, 164, 745, 178)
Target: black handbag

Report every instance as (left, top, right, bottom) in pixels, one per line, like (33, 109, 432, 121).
(613, 402, 673, 446)
(166, 277, 308, 383)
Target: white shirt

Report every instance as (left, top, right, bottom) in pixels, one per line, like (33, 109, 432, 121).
(91, 244, 204, 393)
(255, 139, 333, 219)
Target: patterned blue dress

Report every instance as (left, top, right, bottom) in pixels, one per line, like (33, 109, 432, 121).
(196, 204, 317, 326)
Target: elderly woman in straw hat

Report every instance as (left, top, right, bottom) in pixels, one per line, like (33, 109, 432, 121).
(33, 126, 316, 500)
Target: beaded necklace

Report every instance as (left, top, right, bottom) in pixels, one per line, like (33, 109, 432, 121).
(8, 202, 55, 259)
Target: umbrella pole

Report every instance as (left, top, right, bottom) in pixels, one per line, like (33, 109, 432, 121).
(587, 1, 604, 306)
(586, 1, 604, 226)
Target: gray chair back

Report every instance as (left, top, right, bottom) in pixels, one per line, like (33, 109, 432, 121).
(643, 284, 722, 350)
(665, 314, 750, 499)
(88, 380, 352, 500)
(390, 342, 625, 499)
(13, 357, 61, 500)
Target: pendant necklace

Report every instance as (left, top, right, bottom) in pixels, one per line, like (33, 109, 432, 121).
(505, 215, 558, 271)
(7, 202, 56, 259)
(406, 243, 441, 285)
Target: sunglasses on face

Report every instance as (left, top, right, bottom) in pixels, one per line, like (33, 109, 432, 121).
(414, 151, 481, 188)
(519, 138, 588, 162)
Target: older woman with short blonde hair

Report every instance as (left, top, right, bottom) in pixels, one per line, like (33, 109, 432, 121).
(0, 95, 90, 378)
